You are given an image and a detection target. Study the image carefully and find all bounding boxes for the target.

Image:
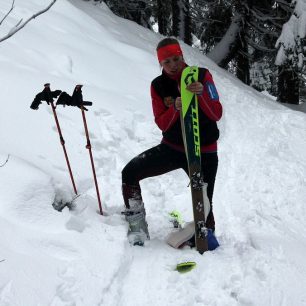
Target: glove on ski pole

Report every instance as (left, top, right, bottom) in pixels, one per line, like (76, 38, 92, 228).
(56, 90, 92, 110)
(30, 83, 61, 110)
(30, 84, 78, 195)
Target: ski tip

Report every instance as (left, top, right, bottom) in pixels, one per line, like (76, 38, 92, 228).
(175, 261, 196, 273)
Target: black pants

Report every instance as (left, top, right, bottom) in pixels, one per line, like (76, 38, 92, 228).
(122, 143, 218, 229)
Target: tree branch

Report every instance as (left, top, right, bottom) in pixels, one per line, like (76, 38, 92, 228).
(276, 0, 294, 10)
(246, 38, 276, 53)
(0, 0, 15, 26)
(0, 0, 57, 43)
(0, 155, 10, 167)
(246, 20, 279, 37)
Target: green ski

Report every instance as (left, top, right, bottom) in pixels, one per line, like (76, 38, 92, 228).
(180, 66, 210, 254)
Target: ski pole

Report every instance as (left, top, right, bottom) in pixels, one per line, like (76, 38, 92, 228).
(81, 103, 103, 215)
(31, 84, 78, 195)
(73, 85, 103, 215)
(50, 100, 78, 195)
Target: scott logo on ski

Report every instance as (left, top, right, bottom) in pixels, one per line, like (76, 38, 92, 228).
(183, 68, 197, 86)
(182, 69, 201, 157)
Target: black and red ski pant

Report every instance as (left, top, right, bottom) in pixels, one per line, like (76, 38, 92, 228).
(121, 143, 218, 231)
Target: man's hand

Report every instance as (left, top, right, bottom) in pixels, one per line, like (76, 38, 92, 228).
(186, 81, 203, 95)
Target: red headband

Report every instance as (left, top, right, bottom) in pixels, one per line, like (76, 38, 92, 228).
(157, 44, 183, 62)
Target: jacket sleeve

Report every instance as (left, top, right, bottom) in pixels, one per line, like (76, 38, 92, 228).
(198, 71, 222, 121)
(151, 85, 180, 132)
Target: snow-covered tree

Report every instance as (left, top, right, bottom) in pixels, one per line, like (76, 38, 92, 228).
(172, 0, 192, 45)
(276, 0, 306, 69)
(206, 1, 250, 83)
(275, 0, 306, 103)
(156, 0, 171, 35)
(206, 0, 294, 89)
(193, 0, 232, 54)
(103, 0, 153, 29)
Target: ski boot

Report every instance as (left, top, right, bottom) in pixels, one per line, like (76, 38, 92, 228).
(123, 202, 150, 246)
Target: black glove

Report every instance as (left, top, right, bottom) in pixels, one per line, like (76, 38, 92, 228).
(52, 90, 62, 98)
(40, 85, 62, 104)
(56, 91, 72, 106)
(30, 84, 62, 110)
(30, 95, 42, 110)
(56, 85, 92, 111)
(72, 85, 92, 110)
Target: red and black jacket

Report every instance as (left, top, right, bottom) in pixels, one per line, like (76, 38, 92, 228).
(151, 67, 222, 153)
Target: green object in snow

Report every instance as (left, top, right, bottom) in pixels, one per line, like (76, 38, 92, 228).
(169, 210, 183, 228)
(176, 261, 197, 273)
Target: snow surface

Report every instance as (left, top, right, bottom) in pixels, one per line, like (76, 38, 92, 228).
(1, 1, 306, 305)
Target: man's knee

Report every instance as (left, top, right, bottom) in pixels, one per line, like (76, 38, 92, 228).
(122, 157, 141, 184)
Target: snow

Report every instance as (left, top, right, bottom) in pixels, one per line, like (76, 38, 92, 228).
(1, 0, 306, 305)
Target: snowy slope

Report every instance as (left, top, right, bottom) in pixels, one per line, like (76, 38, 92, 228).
(1, 1, 306, 305)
